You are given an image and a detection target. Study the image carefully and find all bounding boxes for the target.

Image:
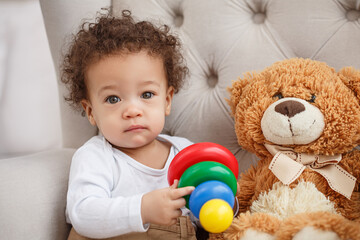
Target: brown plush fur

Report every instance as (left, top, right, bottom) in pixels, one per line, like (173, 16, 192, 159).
(229, 59, 360, 157)
(210, 212, 360, 240)
(215, 58, 360, 239)
(277, 211, 360, 240)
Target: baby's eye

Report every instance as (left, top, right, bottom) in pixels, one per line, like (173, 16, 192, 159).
(106, 96, 121, 104)
(273, 92, 284, 100)
(141, 92, 154, 99)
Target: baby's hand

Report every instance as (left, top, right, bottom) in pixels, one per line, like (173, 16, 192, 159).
(141, 180, 194, 226)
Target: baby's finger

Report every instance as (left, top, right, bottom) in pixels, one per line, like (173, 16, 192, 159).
(169, 218, 178, 226)
(170, 179, 179, 189)
(172, 197, 187, 209)
(165, 210, 182, 226)
(171, 186, 195, 199)
(172, 208, 183, 219)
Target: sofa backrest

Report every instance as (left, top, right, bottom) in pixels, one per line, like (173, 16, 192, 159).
(41, 0, 360, 174)
(0, 0, 61, 158)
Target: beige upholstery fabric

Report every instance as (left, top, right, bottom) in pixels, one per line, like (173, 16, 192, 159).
(1, 0, 359, 239)
(0, 0, 61, 158)
(0, 149, 74, 240)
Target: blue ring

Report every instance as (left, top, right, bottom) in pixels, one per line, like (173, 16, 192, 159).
(189, 180, 234, 218)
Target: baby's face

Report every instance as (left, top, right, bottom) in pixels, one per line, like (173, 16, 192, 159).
(82, 51, 173, 149)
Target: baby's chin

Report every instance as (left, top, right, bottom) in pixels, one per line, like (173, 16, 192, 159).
(109, 135, 159, 151)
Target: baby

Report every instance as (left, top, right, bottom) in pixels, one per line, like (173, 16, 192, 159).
(62, 10, 197, 239)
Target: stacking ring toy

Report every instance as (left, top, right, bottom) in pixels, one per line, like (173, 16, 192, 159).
(178, 161, 237, 208)
(189, 180, 234, 218)
(168, 142, 238, 233)
(167, 142, 238, 186)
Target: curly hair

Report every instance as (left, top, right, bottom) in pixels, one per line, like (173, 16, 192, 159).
(61, 10, 188, 112)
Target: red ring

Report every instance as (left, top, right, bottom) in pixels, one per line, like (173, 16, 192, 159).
(168, 142, 238, 185)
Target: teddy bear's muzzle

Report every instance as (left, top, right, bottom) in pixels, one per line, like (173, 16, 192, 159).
(261, 97, 325, 145)
(274, 100, 305, 118)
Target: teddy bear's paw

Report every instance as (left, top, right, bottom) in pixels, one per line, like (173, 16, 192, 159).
(208, 230, 275, 240)
(277, 211, 360, 240)
(220, 228, 275, 240)
(241, 229, 275, 240)
(221, 212, 280, 240)
(292, 226, 340, 240)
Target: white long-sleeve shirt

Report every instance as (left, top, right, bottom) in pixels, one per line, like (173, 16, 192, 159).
(66, 134, 193, 238)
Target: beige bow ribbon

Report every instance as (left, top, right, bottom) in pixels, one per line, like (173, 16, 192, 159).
(265, 144, 356, 199)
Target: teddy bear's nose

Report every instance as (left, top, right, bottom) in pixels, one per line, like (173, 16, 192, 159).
(274, 100, 305, 118)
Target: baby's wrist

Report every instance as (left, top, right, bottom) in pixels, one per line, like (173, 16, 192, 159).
(140, 193, 150, 224)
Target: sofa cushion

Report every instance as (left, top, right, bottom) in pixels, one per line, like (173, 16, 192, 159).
(0, 149, 74, 240)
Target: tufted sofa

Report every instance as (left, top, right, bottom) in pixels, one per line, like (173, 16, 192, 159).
(1, 0, 359, 239)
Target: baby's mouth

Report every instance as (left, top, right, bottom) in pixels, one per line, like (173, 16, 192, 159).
(125, 125, 146, 132)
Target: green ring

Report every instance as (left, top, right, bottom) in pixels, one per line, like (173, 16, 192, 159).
(178, 161, 237, 208)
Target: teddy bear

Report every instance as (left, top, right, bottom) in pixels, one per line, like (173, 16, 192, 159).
(210, 58, 360, 240)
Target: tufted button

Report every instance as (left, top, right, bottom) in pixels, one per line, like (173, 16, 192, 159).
(174, 13, 184, 27)
(207, 72, 218, 88)
(253, 12, 266, 24)
(346, 10, 360, 21)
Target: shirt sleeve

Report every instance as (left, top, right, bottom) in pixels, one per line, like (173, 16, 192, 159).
(66, 142, 149, 238)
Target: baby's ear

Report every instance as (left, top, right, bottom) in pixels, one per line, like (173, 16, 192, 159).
(81, 99, 97, 126)
(227, 73, 252, 116)
(338, 67, 360, 102)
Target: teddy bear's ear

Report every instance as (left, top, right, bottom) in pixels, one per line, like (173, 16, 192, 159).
(227, 73, 252, 116)
(337, 67, 360, 102)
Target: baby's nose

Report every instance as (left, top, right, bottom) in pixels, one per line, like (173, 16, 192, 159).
(123, 104, 142, 119)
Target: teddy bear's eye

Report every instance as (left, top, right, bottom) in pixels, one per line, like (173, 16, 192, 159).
(273, 92, 284, 100)
(308, 94, 316, 103)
